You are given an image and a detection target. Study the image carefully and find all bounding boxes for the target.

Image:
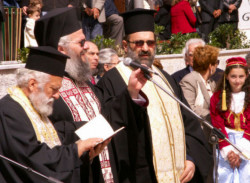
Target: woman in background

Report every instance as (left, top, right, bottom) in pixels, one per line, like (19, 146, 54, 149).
(180, 45, 219, 140)
(171, 0, 197, 34)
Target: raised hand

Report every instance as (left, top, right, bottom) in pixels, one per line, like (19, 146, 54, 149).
(128, 68, 147, 99)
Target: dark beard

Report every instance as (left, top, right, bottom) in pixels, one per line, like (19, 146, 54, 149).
(65, 49, 92, 82)
(127, 45, 155, 67)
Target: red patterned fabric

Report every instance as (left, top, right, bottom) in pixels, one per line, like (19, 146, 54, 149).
(210, 91, 250, 149)
(59, 76, 114, 182)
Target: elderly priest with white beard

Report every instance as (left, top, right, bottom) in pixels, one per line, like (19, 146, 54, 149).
(0, 46, 110, 183)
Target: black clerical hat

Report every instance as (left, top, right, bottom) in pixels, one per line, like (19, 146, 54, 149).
(25, 46, 69, 77)
(34, 7, 81, 48)
(121, 8, 156, 35)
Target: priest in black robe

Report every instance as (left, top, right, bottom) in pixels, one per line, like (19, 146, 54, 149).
(97, 9, 213, 183)
(0, 46, 108, 183)
(34, 7, 119, 183)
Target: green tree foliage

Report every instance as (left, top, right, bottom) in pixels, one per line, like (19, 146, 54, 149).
(208, 24, 250, 49)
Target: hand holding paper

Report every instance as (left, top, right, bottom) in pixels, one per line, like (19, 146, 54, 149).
(75, 114, 125, 146)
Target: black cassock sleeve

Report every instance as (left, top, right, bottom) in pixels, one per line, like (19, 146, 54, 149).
(0, 95, 88, 183)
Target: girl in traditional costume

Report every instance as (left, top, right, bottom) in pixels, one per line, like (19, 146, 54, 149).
(210, 57, 250, 183)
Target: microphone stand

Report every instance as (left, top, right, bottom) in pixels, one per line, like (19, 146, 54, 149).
(0, 154, 63, 183)
(144, 73, 250, 160)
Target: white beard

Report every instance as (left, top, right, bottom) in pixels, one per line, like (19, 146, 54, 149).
(29, 91, 54, 116)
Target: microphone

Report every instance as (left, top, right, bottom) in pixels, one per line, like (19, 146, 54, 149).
(123, 57, 158, 75)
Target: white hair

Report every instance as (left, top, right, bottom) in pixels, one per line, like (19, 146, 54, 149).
(99, 48, 118, 64)
(183, 38, 205, 60)
(17, 68, 50, 89)
(58, 34, 71, 47)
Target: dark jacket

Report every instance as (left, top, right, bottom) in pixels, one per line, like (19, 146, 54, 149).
(199, 0, 223, 23)
(171, 65, 191, 83)
(219, 0, 242, 23)
(155, 5, 171, 40)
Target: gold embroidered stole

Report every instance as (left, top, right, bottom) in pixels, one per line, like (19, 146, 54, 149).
(8, 86, 61, 148)
(59, 77, 114, 183)
(116, 63, 185, 183)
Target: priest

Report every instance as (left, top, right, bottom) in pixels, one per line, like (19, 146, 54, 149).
(0, 46, 109, 183)
(97, 9, 213, 183)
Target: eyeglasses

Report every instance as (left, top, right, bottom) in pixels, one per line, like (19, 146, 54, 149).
(66, 39, 86, 47)
(127, 40, 156, 47)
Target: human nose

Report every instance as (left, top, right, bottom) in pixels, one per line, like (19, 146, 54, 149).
(141, 42, 149, 51)
(53, 91, 60, 100)
(83, 41, 89, 50)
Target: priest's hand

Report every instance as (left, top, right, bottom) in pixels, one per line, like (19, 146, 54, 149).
(180, 160, 195, 183)
(76, 138, 103, 157)
(128, 68, 147, 99)
(89, 138, 112, 160)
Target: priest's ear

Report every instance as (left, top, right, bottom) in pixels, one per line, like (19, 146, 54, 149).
(122, 40, 128, 53)
(58, 45, 67, 55)
(27, 78, 39, 93)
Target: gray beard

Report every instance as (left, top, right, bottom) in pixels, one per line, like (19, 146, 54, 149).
(29, 90, 54, 117)
(127, 45, 155, 67)
(65, 49, 91, 83)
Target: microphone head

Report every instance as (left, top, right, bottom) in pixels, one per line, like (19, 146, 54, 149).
(123, 57, 133, 66)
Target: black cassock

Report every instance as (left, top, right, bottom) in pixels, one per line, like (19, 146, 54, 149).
(96, 67, 213, 183)
(0, 95, 88, 183)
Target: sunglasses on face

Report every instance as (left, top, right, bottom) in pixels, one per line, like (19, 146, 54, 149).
(67, 39, 86, 47)
(127, 40, 156, 47)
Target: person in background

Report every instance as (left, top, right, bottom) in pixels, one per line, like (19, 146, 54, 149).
(219, 0, 242, 30)
(172, 38, 205, 83)
(180, 45, 219, 141)
(81, 0, 105, 40)
(103, 0, 124, 45)
(98, 48, 120, 72)
(210, 57, 250, 183)
(171, 0, 197, 35)
(85, 41, 99, 84)
(22, 0, 43, 15)
(22, 0, 77, 16)
(24, 5, 41, 47)
(154, 0, 171, 40)
(199, 0, 223, 42)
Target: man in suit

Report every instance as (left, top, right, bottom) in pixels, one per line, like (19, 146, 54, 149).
(81, 0, 106, 40)
(199, 0, 223, 42)
(172, 38, 205, 83)
(219, 0, 242, 29)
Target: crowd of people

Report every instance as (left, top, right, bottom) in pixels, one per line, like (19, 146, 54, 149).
(155, 0, 242, 42)
(0, 1, 250, 183)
